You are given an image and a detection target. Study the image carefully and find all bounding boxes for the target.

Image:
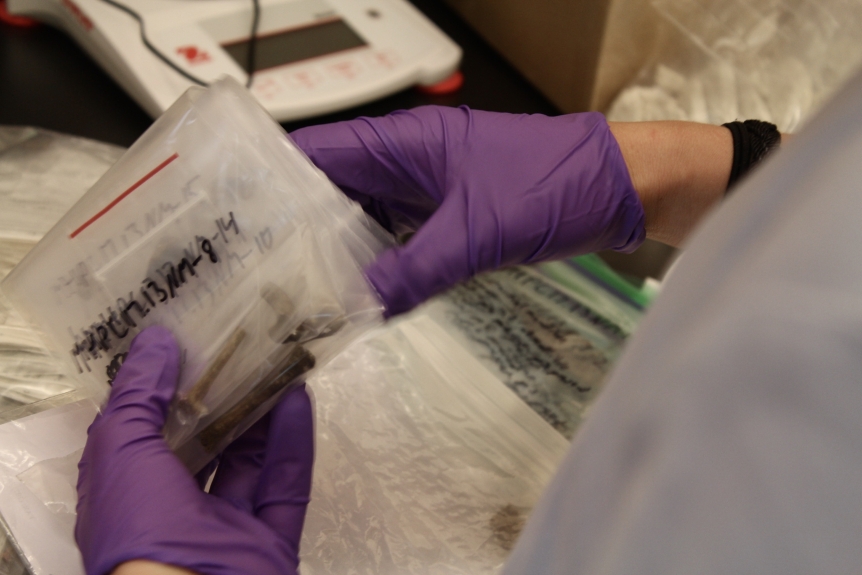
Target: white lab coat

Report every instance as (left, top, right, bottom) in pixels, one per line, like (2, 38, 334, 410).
(502, 68, 862, 574)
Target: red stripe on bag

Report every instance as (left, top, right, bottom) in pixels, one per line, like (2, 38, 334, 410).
(70, 153, 179, 239)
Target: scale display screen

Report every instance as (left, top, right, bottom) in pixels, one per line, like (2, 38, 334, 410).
(223, 18, 367, 73)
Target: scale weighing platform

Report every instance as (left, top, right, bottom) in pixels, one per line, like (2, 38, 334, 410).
(7, 0, 462, 120)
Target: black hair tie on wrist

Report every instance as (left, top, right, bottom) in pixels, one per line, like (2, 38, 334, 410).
(722, 120, 781, 192)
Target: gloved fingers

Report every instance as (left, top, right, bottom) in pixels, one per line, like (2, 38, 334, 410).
(79, 325, 189, 501)
(291, 115, 417, 202)
(81, 325, 184, 475)
(253, 384, 315, 546)
(291, 109, 455, 228)
(364, 197, 474, 317)
(207, 411, 273, 514)
(96, 325, 181, 431)
(76, 327, 209, 569)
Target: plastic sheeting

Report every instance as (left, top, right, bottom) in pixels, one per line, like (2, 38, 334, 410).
(301, 315, 570, 574)
(0, 401, 96, 574)
(0, 312, 570, 575)
(425, 267, 638, 439)
(0, 127, 122, 423)
(607, 0, 862, 132)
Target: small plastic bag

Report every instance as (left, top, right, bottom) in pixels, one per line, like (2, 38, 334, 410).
(1, 77, 392, 472)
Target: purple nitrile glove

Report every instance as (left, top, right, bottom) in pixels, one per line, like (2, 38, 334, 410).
(291, 106, 645, 316)
(75, 326, 314, 575)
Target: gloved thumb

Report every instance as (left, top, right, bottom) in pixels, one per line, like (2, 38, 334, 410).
(98, 325, 181, 431)
(253, 385, 314, 548)
(365, 199, 474, 317)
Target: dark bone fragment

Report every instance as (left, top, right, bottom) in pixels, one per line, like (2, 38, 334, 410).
(196, 345, 315, 452)
(177, 327, 247, 416)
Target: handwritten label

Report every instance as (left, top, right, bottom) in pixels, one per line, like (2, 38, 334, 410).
(52, 176, 202, 305)
(69, 212, 241, 377)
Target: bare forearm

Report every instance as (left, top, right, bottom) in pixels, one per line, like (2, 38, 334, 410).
(609, 121, 734, 247)
(112, 560, 197, 575)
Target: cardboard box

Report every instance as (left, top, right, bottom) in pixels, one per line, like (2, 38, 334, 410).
(444, 0, 661, 112)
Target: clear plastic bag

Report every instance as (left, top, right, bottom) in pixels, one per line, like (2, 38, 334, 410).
(1, 77, 392, 472)
(299, 313, 569, 575)
(0, 126, 124, 424)
(0, 309, 571, 575)
(607, 0, 862, 131)
(425, 265, 642, 440)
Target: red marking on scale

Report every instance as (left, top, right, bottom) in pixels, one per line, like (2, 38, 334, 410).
(176, 45, 211, 65)
(289, 69, 323, 89)
(416, 71, 464, 95)
(365, 49, 399, 70)
(70, 153, 179, 239)
(253, 77, 283, 99)
(328, 60, 361, 80)
(60, 0, 92, 30)
(0, 0, 40, 27)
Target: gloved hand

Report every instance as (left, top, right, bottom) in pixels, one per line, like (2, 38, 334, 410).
(76, 326, 314, 575)
(292, 106, 645, 316)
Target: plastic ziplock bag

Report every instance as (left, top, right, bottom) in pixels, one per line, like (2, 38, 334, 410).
(0, 76, 392, 472)
(0, 309, 571, 575)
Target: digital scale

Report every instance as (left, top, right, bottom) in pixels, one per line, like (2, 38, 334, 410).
(7, 0, 462, 120)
